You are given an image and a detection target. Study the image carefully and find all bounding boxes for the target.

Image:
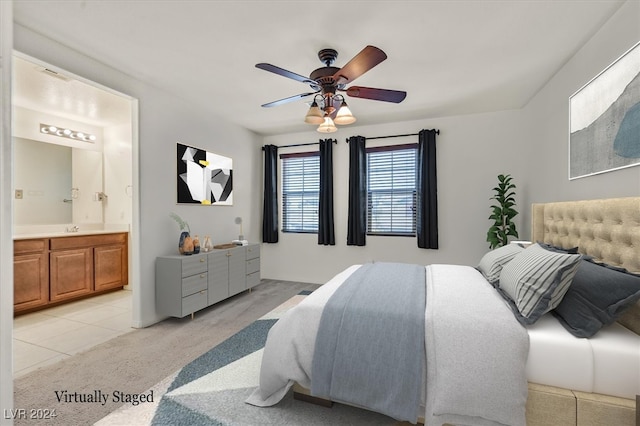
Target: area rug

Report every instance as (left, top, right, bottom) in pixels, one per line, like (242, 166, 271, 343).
(95, 292, 400, 426)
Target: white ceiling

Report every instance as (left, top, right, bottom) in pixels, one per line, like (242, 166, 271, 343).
(12, 0, 625, 135)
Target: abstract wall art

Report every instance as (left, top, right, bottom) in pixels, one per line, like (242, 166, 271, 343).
(569, 41, 640, 179)
(177, 142, 233, 205)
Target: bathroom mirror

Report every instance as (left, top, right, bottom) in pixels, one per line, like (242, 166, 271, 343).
(13, 137, 103, 226)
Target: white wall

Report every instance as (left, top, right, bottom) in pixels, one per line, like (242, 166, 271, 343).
(262, 109, 527, 284)
(103, 122, 133, 225)
(12, 24, 263, 328)
(520, 0, 640, 238)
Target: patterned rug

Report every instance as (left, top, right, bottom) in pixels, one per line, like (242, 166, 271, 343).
(95, 292, 400, 426)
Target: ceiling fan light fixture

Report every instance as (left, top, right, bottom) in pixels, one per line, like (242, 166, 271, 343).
(304, 101, 324, 124)
(256, 46, 406, 132)
(317, 116, 337, 133)
(334, 101, 356, 125)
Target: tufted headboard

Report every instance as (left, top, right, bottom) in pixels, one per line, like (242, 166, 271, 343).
(531, 197, 640, 335)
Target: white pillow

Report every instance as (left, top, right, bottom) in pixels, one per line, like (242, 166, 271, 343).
(476, 244, 524, 285)
(498, 243, 581, 324)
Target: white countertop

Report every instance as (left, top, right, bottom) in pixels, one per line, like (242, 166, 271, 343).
(13, 229, 128, 240)
(13, 224, 130, 240)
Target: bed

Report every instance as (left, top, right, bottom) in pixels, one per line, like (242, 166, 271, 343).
(247, 197, 640, 425)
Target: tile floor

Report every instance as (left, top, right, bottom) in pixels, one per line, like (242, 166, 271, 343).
(13, 289, 133, 378)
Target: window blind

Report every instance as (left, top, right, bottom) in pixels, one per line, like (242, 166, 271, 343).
(282, 153, 319, 233)
(367, 145, 417, 236)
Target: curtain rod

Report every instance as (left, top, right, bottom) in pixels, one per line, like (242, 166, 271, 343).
(262, 139, 337, 150)
(344, 129, 440, 143)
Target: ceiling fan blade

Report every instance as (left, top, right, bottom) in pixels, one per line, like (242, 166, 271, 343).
(261, 92, 318, 108)
(346, 86, 407, 103)
(256, 63, 314, 84)
(333, 46, 387, 86)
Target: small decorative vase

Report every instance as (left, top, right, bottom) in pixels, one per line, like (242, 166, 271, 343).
(192, 235, 200, 254)
(179, 231, 194, 255)
(183, 235, 194, 255)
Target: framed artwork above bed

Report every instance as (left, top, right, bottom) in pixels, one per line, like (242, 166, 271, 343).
(177, 142, 233, 205)
(569, 41, 640, 180)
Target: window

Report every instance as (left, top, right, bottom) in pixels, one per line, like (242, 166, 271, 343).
(281, 152, 319, 233)
(367, 144, 417, 236)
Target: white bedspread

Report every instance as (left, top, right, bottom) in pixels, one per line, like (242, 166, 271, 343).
(247, 264, 530, 426)
(425, 264, 529, 426)
(246, 265, 360, 406)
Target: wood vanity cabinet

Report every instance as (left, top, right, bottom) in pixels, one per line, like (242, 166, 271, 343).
(14, 239, 49, 312)
(94, 242, 128, 292)
(14, 232, 128, 314)
(49, 247, 93, 301)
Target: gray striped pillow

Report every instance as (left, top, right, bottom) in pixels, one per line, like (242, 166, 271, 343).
(498, 243, 582, 325)
(477, 243, 524, 285)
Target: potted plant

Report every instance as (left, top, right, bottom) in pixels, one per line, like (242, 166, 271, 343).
(486, 174, 519, 249)
(170, 213, 194, 255)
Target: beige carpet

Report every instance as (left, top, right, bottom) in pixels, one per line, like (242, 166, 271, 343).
(13, 279, 319, 426)
(96, 291, 407, 426)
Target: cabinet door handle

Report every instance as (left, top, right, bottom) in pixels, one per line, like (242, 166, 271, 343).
(226, 252, 231, 257)
(200, 258, 205, 262)
(200, 274, 205, 278)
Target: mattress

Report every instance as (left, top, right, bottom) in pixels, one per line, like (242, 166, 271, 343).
(526, 314, 640, 399)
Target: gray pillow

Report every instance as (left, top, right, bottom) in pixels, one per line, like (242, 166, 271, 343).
(552, 258, 640, 337)
(537, 242, 579, 254)
(476, 244, 524, 285)
(498, 243, 582, 325)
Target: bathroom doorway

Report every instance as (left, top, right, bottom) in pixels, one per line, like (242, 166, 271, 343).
(11, 52, 139, 376)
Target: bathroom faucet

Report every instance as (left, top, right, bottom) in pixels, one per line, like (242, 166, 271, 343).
(66, 225, 79, 233)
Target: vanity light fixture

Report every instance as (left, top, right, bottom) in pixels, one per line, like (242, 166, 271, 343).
(40, 123, 96, 143)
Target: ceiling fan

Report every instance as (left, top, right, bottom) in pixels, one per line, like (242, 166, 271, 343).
(255, 45, 406, 132)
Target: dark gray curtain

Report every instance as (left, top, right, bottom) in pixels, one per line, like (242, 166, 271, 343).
(262, 144, 279, 243)
(347, 135, 367, 246)
(416, 129, 438, 249)
(318, 139, 335, 245)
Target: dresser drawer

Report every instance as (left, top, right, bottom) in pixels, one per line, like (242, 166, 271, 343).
(246, 245, 260, 260)
(181, 255, 207, 277)
(182, 272, 207, 297)
(246, 257, 260, 275)
(247, 271, 260, 288)
(182, 290, 207, 316)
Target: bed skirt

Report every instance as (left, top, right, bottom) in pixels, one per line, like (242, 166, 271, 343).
(292, 382, 636, 426)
